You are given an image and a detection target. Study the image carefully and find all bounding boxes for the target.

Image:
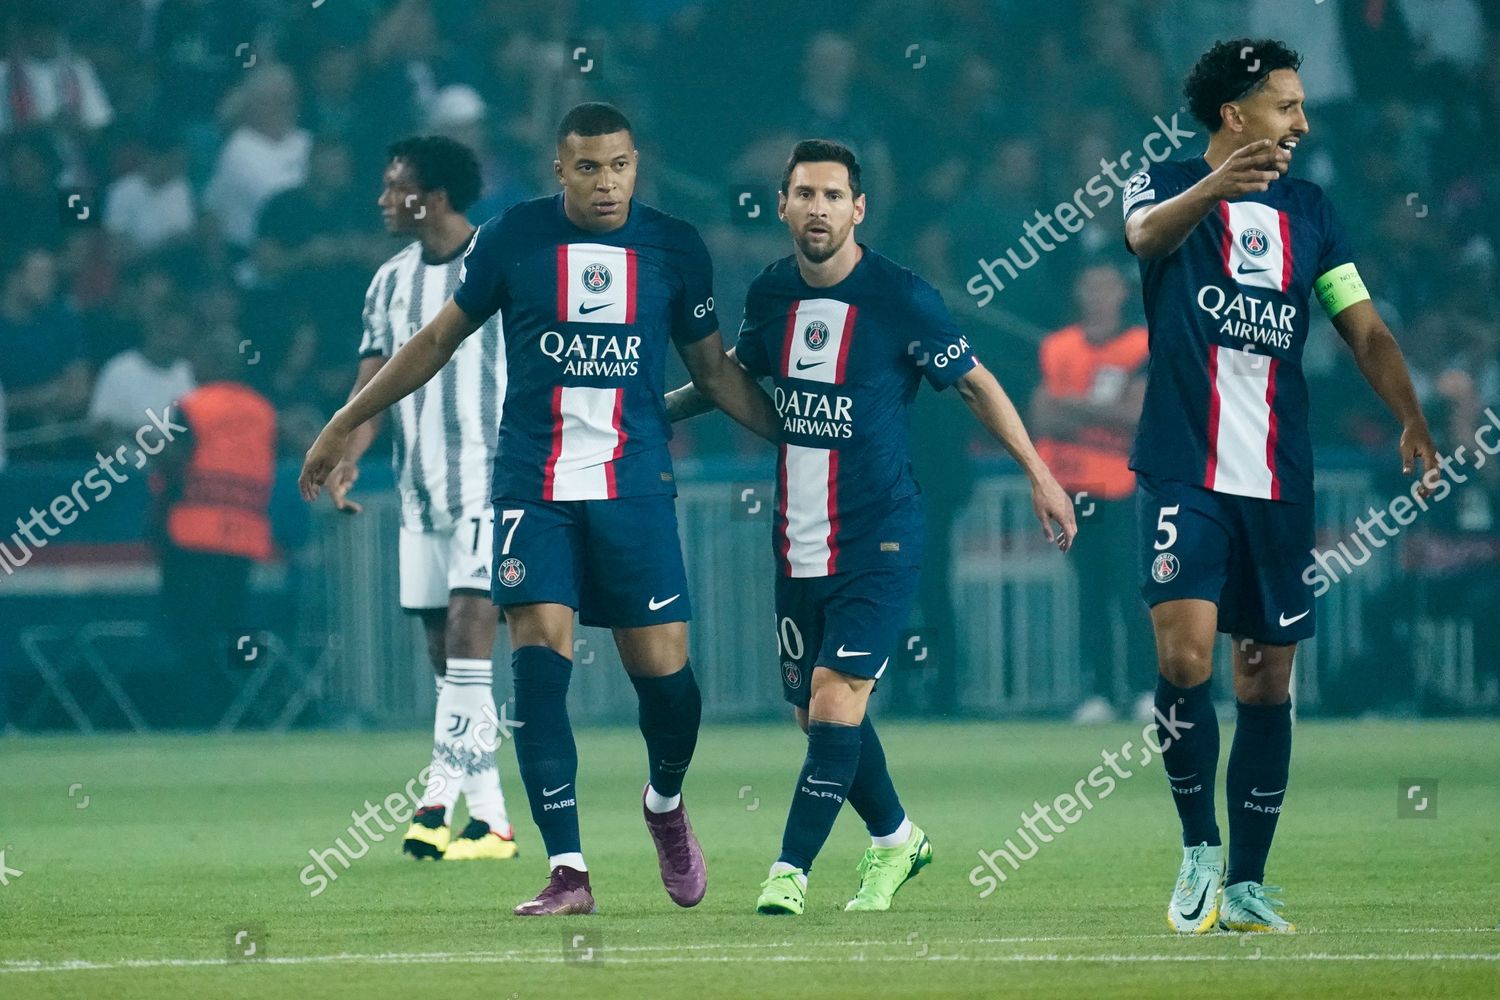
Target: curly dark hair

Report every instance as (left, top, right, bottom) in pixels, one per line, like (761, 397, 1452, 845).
(1184, 39, 1303, 132)
(386, 135, 482, 212)
(555, 102, 634, 147)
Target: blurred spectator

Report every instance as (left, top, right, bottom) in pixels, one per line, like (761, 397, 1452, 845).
(203, 65, 310, 250)
(0, 129, 65, 268)
(1029, 264, 1153, 722)
(87, 310, 195, 447)
(0, 248, 90, 448)
(428, 84, 536, 222)
(103, 125, 195, 260)
(251, 135, 387, 414)
(0, 4, 113, 134)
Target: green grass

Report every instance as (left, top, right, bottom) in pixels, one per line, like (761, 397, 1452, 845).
(1, 721, 1496, 998)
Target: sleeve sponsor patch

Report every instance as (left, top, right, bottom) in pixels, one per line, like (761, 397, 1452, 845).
(1121, 170, 1155, 217)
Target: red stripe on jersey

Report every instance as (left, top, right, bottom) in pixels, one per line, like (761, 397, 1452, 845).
(825, 448, 840, 574)
(779, 302, 799, 377)
(555, 244, 569, 322)
(542, 386, 564, 501)
(1204, 347, 1221, 489)
(776, 442, 791, 575)
(1217, 202, 1233, 278)
(833, 305, 857, 382)
(1265, 358, 1281, 500)
(604, 388, 627, 498)
(624, 248, 638, 325)
(1278, 209, 1293, 293)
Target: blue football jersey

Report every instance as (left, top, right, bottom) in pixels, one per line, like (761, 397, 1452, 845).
(453, 194, 717, 501)
(1123, 156, 1357, 503)
(735, 248, 976, 578)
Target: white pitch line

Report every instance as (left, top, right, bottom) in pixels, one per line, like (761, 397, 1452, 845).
(4, 951, 1499, 974)
(2, 930, 1497, 975)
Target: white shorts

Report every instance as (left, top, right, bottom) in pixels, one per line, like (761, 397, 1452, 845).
(399, 509, 495, 611)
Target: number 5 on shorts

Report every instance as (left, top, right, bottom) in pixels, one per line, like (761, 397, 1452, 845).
(500, 509, 525, 555)
(1154, 504, 1180, 550)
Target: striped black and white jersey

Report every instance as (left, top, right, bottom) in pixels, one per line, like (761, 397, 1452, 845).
(359, 238, 506, 532)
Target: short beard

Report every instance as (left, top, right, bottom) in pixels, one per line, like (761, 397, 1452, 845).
(795, 229, 846, 264)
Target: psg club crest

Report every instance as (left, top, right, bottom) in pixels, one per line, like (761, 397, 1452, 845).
(782, 660, 802, 688)
(803, 319, 830, 351)
(1239, 227, 1269, 258)
(1151, 552, 1179, 584)
(498, 557, 526, 588)
(581, 262, 612, 293)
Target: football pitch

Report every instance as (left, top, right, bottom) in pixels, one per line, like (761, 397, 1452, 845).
(1, 720, 1495, 999)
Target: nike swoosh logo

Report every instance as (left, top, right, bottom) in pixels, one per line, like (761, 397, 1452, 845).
(542, 784, 572, 797)
(1182, 883, 1212, 922)
(648, 594, 680, 611)
(1279, 610, 1310, 626)
(835, 645, 869, 658)
(1166, 772, 1197, 781)
(1250, 787, 1286, 797)
(578, 301, 613, 314)
(1236, 263, 1269, 275)
(794, 359, 826, 370)
(805, 777, 841, 787)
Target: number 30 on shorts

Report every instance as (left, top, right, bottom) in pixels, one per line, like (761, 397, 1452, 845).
(777, 616, 804, 660)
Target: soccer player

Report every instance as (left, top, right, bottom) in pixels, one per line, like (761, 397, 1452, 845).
(301, 103, 777, 916)
(1123, 40, 1437, 933)
(666, 140, 1077, 914)
(323, 135, 517, 863)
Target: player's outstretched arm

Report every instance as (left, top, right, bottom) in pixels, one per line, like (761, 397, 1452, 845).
(322, 355, 390, 514)
(663, 380, 715, 423)
(1332, 299, 1438, 490)
(1126, 140, 1286, 259)
(299, 300, 479, 501)
(956, 362, 1077, 551)
(676, 335, 778, 442)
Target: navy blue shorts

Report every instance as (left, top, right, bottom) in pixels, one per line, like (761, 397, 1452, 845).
(490, 494, 692, 629)
(1135, 473, 1315, 644)
(774, 567, 919, 708)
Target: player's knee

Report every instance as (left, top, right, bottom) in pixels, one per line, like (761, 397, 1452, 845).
(1234, 663, 1292, 705)
(1156, 640, 1214, 687)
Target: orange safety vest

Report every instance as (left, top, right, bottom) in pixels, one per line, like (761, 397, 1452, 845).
(1034, 324, 1149, 500)
(166, 382, 276, 561)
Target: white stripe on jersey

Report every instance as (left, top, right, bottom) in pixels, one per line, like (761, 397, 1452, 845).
(1219, 201, 1292, 293)
(780, 298, 854, 384)
(361, 241, 506, 531)
(1208, 344, 1277, 499)
(544, 386, 623, 501)
(782, 442, 834, 577)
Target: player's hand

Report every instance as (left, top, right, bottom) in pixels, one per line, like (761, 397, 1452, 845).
(1204, 140, 1285, 200)
(1400, 420, 1440, 498)
(325, 458, 363, 514)
(299, 423, 350, 502)
(1030, 472, 1078, 553)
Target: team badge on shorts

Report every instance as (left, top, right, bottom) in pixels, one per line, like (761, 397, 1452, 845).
(782, 660, 802, 689)
(1239, 227, 1269, 257)
(1151, 552, 1180, 584)
(581, 261, 612, 293)
(803, 319, 829, 351)
(498, 557, 526, 587)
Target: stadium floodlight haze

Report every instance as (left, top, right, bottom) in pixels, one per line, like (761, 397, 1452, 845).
(0, 3, 1496, 997)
